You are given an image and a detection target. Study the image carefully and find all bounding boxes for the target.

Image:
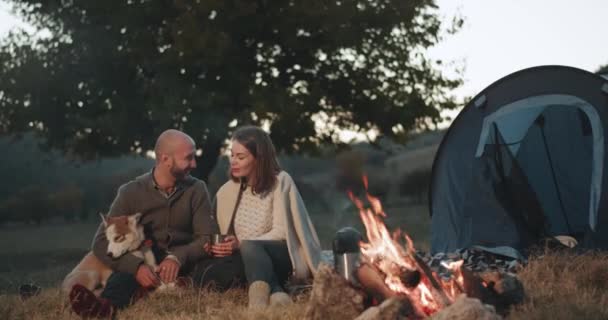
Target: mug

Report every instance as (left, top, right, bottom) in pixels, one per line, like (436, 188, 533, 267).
(211, 234, 227, 245)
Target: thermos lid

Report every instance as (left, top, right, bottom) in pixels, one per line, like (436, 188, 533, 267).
(332, 227, 363, 254)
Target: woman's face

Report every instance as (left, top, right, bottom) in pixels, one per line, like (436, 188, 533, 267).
(230, 140, 256, 181)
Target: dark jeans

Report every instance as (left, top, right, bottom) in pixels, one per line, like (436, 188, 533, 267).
(239, 240, 293, 293)
(101, 255, 246, 309)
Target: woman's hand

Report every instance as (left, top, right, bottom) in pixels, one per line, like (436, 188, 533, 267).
(211, 235, 239, 257)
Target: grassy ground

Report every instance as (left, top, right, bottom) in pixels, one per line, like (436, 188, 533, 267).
(2, 215, 608, 319)
(2, 250, 608, 319)
(0, 223, 99, 294)
(507, 250, 608, 320)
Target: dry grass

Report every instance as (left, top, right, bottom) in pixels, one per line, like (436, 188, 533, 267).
(2, 250, 608, 319)
(0, 287, 311, 320)
(508, 249, 608, 320)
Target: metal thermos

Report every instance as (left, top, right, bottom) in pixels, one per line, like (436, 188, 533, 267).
(332, 227, 363, 284)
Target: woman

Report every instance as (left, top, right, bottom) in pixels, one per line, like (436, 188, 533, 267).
(211, 125, 321, 309)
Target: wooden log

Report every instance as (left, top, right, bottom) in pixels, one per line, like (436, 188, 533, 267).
(411, 252, 452, 308)
(477, 271, 525, 314)
(356, 263, 398, 300)
(460, 267, 524, 315)
(355, 263, 427, 319)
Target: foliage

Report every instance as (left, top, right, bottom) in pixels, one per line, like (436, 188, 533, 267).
(0, 0, 463, 180)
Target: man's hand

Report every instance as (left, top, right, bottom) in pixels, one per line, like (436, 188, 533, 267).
(135, 264, 160, 288)
(158, 258, 180, 284)
(211, 235, 239, 257)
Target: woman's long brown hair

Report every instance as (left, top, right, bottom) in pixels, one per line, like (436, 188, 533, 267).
(230, 125, 281, 195)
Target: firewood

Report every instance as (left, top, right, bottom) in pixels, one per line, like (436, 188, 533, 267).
(460, 267, 524, 315)
(477, 271, 524, 312)
(304, 264, 366, 320)
(356, 263, 398, 300)
(411, 252, 451, 308)
(355, 263, 427, 319)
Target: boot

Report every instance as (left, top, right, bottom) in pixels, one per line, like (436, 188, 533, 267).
(269, 291, 292, 307)
(69, 284, 115, 318)
(248, 281, 270, 309)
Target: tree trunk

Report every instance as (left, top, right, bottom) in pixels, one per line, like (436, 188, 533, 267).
(192, 137, 224, 183)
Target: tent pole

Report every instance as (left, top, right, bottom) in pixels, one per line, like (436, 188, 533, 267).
(537, 115, 573, 234)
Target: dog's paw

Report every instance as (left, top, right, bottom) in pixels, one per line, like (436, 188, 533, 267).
(156, 282, 177, 292)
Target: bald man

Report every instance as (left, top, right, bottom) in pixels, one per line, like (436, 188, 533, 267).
(68, 130, 245, 318)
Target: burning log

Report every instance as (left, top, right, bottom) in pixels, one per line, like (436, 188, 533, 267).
(304, 264, 366, 320)
(411, 252, 452, 309)
(356, 263, 399, 300)
(355, 263, 427, 320)
(454, 266, 525, 316)
(478, 271, 524, 305)
(460, 268, 524, 315)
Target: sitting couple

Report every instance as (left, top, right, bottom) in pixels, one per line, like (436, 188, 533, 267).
(63, 125, 322, 318)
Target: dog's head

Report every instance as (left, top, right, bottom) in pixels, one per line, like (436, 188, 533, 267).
(100, 213, 145, 259)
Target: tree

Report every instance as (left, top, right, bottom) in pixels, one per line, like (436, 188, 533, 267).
(597, 63, 608, 75)
(0, 0, 463, 181)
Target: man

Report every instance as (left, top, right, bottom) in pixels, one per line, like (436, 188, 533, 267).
(69, 129, 244, 318)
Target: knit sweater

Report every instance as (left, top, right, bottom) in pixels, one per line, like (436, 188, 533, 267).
(215, 171, 321, 281)
(234, 188, 286, 241)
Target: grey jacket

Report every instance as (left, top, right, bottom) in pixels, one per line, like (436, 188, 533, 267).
(92, 170, 217, 274)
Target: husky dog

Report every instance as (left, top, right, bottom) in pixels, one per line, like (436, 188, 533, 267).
(62, 213, 165, 295)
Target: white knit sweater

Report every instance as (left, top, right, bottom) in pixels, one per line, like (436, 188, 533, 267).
(215, 171, 322, 280)
(234, 187, 286, 241)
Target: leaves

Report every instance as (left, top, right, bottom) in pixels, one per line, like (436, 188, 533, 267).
(0, 0, 463, 175)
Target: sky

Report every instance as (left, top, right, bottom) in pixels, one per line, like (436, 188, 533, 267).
(430, 0, 608, 100)
(0, 0, 607, 136)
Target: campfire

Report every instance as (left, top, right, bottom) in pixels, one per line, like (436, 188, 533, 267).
(305, 175, 525, 320)
(347, 175, 465, 316)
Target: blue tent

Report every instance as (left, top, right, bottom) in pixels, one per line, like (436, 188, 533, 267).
(430, 65, 608, 254)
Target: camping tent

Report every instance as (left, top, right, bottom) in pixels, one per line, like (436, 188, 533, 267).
(429, 65, 608, 254)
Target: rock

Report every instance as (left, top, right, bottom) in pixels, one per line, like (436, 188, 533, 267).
(430, 295, 502, 320)
(304, 263, 366, 320)
(354, 298, 405, 320)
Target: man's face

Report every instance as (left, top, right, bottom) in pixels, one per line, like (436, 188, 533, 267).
(167, 140, 197, 180)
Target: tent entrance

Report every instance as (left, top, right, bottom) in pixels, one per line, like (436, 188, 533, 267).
(475, 94, 604, 236)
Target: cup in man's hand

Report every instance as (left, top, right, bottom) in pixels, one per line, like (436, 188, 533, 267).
(211, 234, 227, 245)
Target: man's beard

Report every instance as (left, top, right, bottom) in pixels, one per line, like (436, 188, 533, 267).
(170, 159, 190, 180)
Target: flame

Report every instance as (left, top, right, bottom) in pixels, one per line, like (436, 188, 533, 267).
(349, 175, 465, 315)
